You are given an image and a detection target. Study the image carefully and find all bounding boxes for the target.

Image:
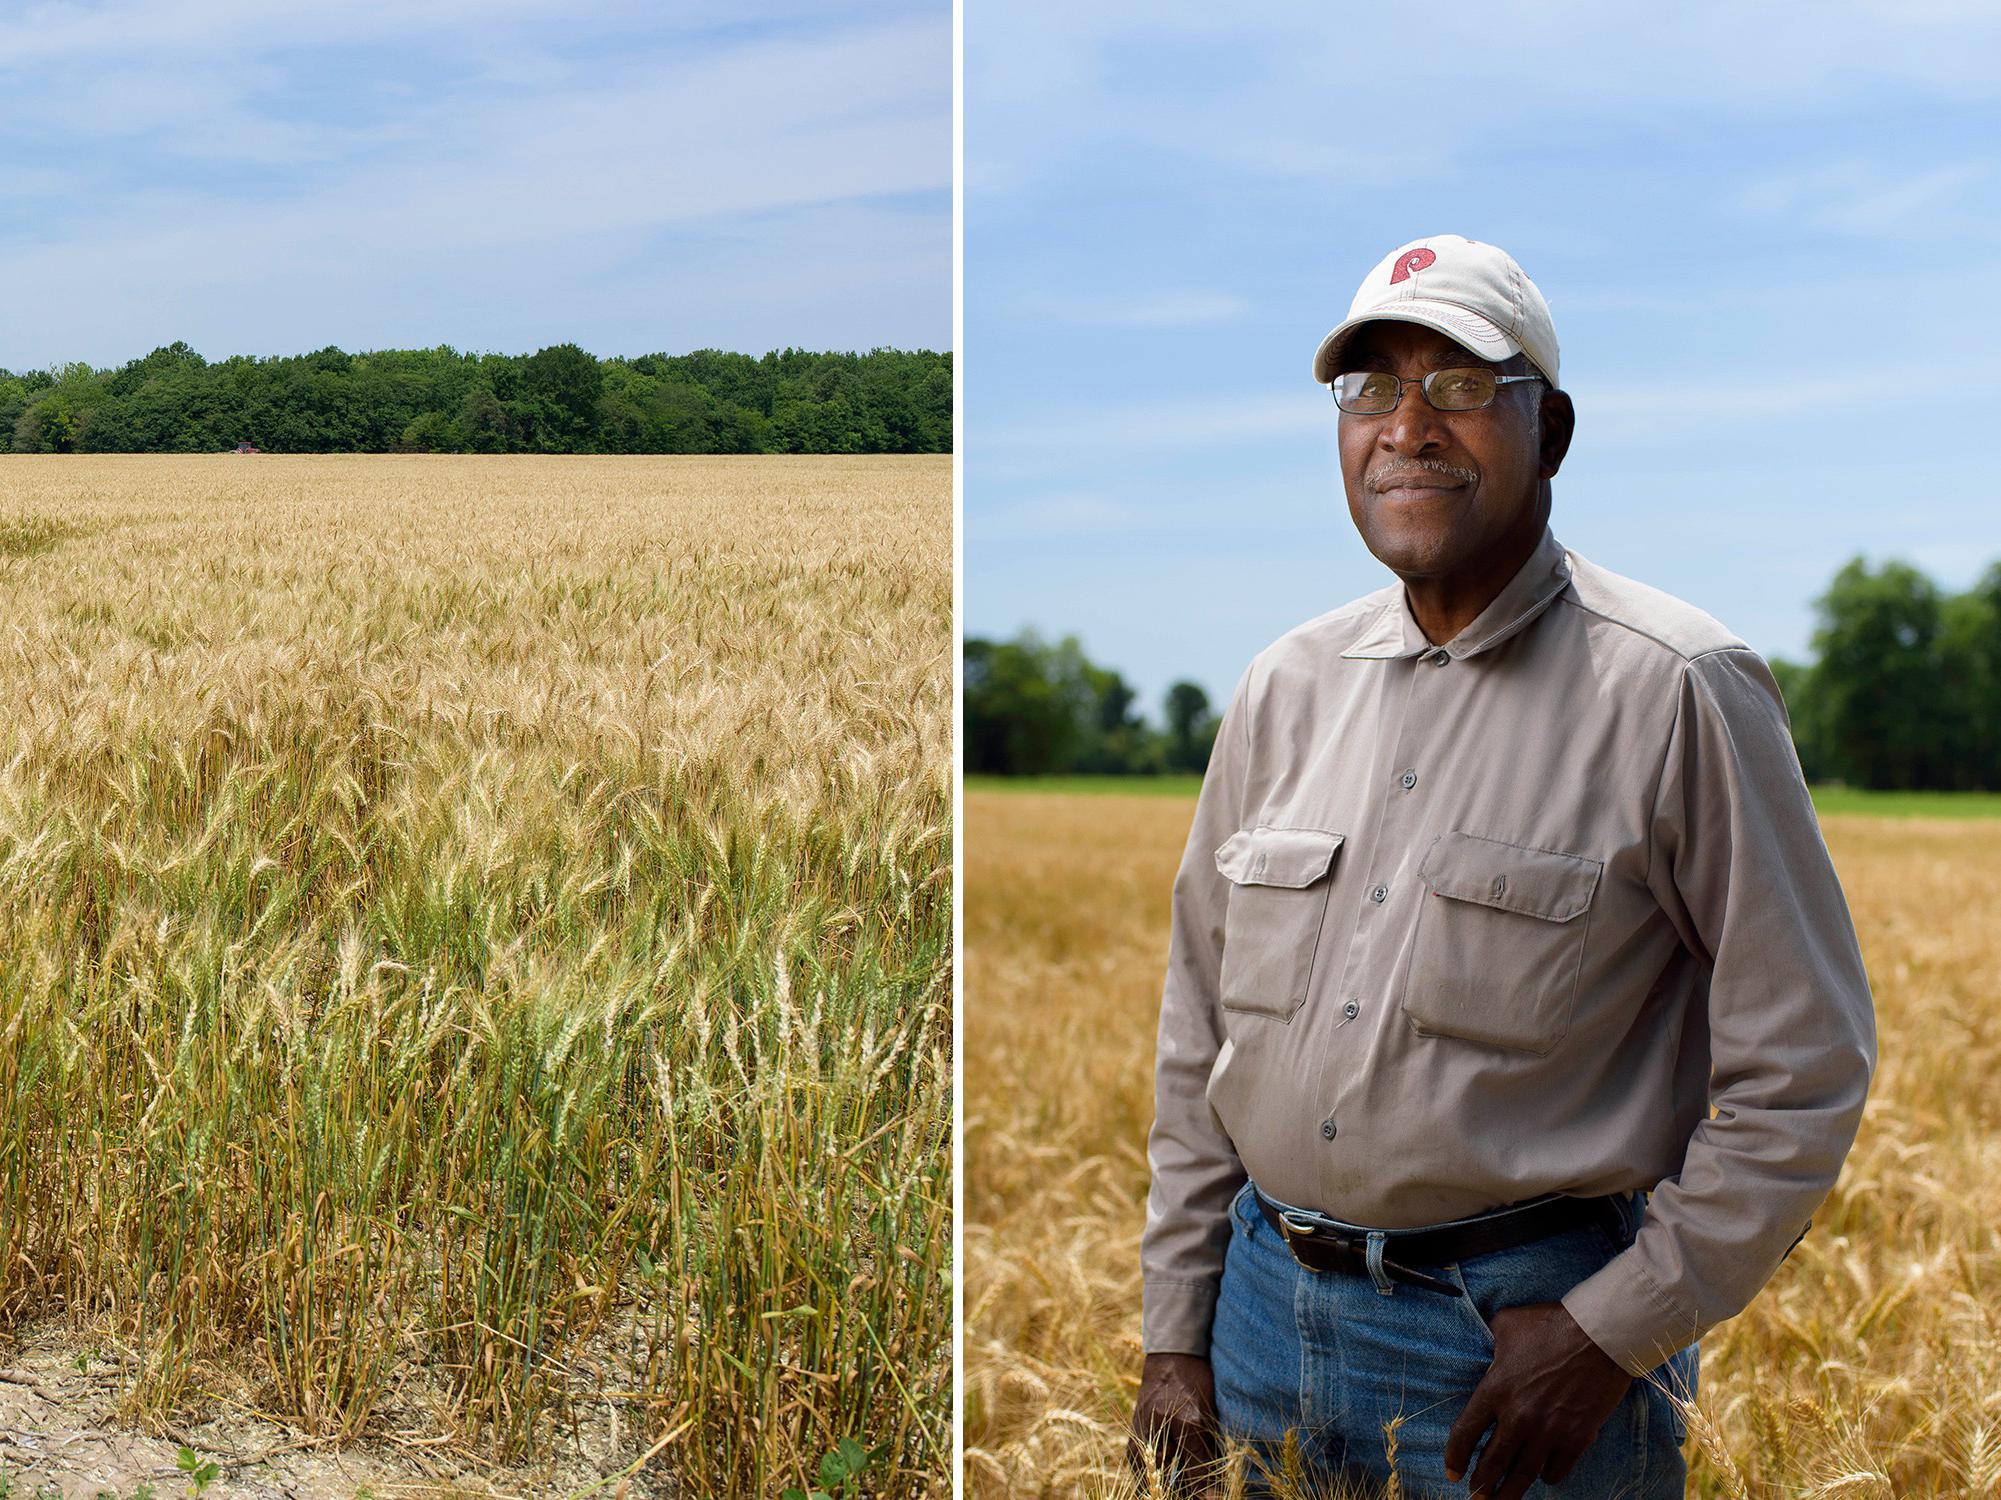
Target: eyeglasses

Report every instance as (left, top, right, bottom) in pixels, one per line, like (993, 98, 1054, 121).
(1332, 367, 1545, 415)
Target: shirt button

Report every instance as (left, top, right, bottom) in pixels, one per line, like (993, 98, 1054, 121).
(1320, 1118, 1337, 1140)
(1432, 649, 1450, 666)
(1343, 999, 1360, 1019)
(1399, 769, 1417, 790)
(1370, 884, 1388, 903)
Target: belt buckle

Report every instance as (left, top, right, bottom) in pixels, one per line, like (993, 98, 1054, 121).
(1277, 1207, 1457, 1295)
(1277, 1210, 1363, 1274)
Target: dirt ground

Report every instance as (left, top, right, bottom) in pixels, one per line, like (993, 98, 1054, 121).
(0, 1319, 676, 1500)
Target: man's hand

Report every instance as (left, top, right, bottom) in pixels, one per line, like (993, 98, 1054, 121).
(1443, 1301, 1633, 1498)
(1128, 1352, 1219, 1493)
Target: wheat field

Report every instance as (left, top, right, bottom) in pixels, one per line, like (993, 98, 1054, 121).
(964, 789, 2001, 1499)
(0, 454, 952, 1497)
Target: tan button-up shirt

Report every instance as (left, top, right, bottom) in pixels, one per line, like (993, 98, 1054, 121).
(1142, 523, 1876, 1376)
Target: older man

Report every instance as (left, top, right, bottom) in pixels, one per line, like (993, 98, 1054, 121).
(1130, 235, 1876, 1498)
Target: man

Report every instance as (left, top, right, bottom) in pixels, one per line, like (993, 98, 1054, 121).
(1129, 234, 1876, 1498)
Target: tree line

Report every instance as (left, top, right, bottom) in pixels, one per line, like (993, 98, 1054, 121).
(968, 556, 2001, 791)
(964, 634, 1220, 776)
(1772, 556, 2001, 791)
(1, 342, 951, 455)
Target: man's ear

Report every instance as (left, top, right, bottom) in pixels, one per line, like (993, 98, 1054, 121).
(1539, 389, 1576, 480)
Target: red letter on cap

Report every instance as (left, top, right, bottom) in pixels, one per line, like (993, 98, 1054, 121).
(1389, 247, 1437, 284)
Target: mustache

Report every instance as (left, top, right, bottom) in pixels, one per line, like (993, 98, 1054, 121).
(1369, 458, 1479, 493)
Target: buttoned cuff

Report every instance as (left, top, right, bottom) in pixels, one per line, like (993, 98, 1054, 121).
(1141, 1276, 1219, 1357)
(1560, 1253, 1700, 1377)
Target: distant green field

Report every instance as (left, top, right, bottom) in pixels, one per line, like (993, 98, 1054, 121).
(1806, 786, 2001, 818)
(967, 774, 1207, 797)
(968, 776, 2001, 819)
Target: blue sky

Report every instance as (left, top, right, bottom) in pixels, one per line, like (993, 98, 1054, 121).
(0, 0, 949, 370)
(965, 2, 2001, 713)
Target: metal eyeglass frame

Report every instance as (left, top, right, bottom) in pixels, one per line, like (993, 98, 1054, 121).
(1332, 368, 1546, 415)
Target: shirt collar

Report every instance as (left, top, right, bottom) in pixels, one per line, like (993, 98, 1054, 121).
(1340, 525, 1573, 662)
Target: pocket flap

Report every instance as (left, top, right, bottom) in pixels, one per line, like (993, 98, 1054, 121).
(1419, 831, 1601, 922)
(1215, 826, 1344, 888)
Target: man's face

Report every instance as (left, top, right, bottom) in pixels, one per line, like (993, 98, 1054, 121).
(1335, 320, 1562, 580)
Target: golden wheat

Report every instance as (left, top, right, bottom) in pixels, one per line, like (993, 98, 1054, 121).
(964, 789, 2001, 1499)
(0, 454, 952, 1496)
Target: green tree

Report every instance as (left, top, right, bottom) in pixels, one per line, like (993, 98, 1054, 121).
(964, 634, 1095, 776)
(1079, 663, 1161, 773)
(399, 409, 463, 451)
(0, 371, 30, 439)
(1937, 567, 2001, 790)
(521, 342, 604, 449)
(103, 340, 207, 397)
(1164, 680, 1218, 772)
(458, 387, 511, 451)
(11, 361, 103, 452)
(1807, 558, 1952, 790)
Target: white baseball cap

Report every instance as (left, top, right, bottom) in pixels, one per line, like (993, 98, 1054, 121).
(1312, 234, 1560, 389)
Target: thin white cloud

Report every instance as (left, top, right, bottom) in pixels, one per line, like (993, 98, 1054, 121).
(1582, 375, 1881, 421)
(1581, 359, 1990, 429)
(989, 390, 1327, 458)
(1015, 289, 1250, 328)
(30, 61, 426, 165)
(0, 0, 657, 69)
(1737, 159, 1988, 238)
(0, 165, 74, 200)
(976, 492, 1146, 540)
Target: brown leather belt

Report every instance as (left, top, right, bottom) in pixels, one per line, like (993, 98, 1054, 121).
(1253, 1183, 1630, 1295)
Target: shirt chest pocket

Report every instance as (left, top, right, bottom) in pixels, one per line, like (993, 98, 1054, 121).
(1400, 831, 1604, 1056)
(1214, 826, 1344, 1021)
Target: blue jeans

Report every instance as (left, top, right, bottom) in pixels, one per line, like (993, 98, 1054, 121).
(1212, 1180, 1697, 1498)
